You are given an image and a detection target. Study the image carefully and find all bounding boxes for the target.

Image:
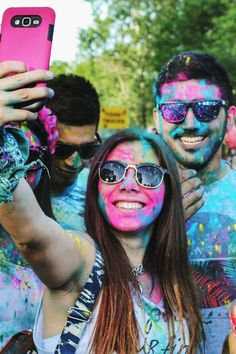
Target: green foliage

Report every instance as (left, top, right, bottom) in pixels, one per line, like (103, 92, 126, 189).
(203, 0, 236, 93)
(51, 0, 236, 127)
(50, 60, 73, 75)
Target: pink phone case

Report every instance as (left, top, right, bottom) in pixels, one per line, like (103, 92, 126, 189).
(0, 7, 55, 70)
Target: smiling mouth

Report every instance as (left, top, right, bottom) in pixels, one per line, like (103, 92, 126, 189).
(115, 201, 144, 210)
(179, 136, 205, 144)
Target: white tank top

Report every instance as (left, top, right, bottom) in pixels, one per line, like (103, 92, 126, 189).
(33, 291, 189, 353)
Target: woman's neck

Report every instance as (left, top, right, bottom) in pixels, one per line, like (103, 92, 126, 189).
(115, 225, 153, 266)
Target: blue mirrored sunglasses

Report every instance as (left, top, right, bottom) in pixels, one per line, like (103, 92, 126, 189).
(157, 99, 228, 123)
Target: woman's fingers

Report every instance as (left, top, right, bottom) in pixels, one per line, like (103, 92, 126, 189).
(15, 100, 45, 112)
(0, 61, 54, 91)
(178, 167, 205, 221)
(182, 186, 204, 221)
(0, 69, 54, 90)
(0, 61, 54, 125)
(0, 86, 54, 106)
(0, 106, 38, 124)
(0, 60, 27, 79)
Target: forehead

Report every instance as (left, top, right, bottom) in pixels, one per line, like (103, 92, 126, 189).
(57, 122, 96, 145)
(159, 78, 222, 102)
(106, 140, 160, 164)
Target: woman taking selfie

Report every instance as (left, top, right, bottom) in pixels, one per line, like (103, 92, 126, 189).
(0, 129, 204, 353)
(0, 62, 204, 353)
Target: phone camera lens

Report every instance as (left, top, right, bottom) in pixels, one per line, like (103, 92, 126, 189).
(22, 17, 31, 27)
(14, 18, 21, 26)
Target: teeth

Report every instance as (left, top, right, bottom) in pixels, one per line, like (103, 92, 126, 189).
(115, 201, 144, 210)
(180, 136, 204, 144)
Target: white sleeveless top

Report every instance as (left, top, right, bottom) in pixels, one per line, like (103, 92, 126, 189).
(33, 291, 189, 353)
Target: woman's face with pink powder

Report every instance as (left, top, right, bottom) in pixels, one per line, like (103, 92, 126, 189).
(98, 140, 166, 233)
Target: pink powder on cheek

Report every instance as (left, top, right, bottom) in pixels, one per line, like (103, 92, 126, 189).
(98, 179, 109, 195)
(142, 185, 165, 218)
(108, 210, 124, 228)
(103, 185, 166, 231)
(98, 181, 116, 218)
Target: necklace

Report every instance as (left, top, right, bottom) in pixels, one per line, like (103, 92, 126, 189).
(132, 264, 145, 293)
(132, 264, 145, 278)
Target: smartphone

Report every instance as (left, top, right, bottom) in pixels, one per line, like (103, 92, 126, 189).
(0, 7, 55, 71)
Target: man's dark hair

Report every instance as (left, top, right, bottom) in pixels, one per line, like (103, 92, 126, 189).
(153, 51, 233, 105)
(46, 74, 100, 128)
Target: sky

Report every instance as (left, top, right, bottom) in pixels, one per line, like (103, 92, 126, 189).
(0, 0, 93, 62)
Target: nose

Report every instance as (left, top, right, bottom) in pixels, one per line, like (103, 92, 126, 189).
(119, 167, 140, 192)
(64, 152, 82, 168)
(182, 107, 201, 130)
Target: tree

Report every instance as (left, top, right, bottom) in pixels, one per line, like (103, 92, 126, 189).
(52, 0, 236, 127)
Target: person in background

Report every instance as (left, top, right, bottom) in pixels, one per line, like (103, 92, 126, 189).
(0, 105, 58, 347)
(45, 74, 101, 231)
(153, 51, 236, 353)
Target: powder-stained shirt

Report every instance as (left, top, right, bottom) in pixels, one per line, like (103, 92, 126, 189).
(187, 167, 236, 354)
(34, 287, 190, 354)
(51, 168, 89, 231)
(0, 226, 43, 348)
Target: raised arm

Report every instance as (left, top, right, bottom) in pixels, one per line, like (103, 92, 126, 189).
(0, 178, 95, 289)
(0, 61, 95, 291)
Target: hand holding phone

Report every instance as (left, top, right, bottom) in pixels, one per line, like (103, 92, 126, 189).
(0, 7, 55, 112)
(0, 61, 54, 125)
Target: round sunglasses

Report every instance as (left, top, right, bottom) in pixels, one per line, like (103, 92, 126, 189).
(99, 160, 168, 189)
(157, 99, 228, 124)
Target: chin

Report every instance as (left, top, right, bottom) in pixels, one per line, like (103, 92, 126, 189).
(111, 223, 145, 233)
(176, 155, 211, 170)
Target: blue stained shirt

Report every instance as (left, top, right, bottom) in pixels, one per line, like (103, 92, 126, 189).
(51, 168, 90, 231)
(0, 226, 43, 348)
(187, 167, 236, 354)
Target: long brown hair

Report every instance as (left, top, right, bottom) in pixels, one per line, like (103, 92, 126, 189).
(85, 128, 204, 353)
